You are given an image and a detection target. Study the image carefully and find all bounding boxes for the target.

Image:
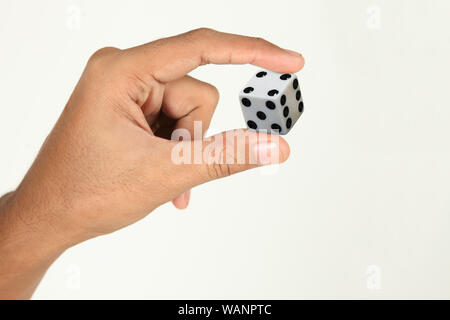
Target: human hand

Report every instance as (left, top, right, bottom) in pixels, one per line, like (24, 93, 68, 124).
(0, 28, 304, 298)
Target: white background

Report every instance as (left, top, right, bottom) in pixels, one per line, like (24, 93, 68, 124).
(1, 0, 449, 299)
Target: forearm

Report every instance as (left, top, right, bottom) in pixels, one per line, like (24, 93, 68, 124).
(0, 192, 64, 299)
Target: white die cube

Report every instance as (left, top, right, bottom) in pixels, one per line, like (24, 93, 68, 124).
(239, 70, 304, 135)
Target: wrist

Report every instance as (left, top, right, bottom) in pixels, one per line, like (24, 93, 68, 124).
(0, 191, 68, 299)
(0, 191, 69, 261)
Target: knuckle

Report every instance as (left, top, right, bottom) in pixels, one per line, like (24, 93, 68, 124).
(206, 162, 232, 180)
(88, 46, 121, 66)
(85, 47, 125, 92)
(126, 74, 151, 106)
(251, 36, 268, 46)
(190, 27, 216, 39)
(205, 83, 220, 106)
(204, 143, 233, 179)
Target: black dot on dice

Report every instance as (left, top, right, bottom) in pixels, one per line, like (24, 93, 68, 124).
(298, 101, 304, 113)
(271, 123, 282, 132)
(280, 95, 286, 105)
(256, 71, 267, 78)
(256, 111, 267, 120)
(243, 87, 254, 93)
(267, 89, 279, 96)
(247, 120, 257, 129)
(280, 74, 291, 80)
(283, 106, 289, 117)
(296, 90, 301, 101)
(242, 98, 251, 107)
(286, 118, 292, 129)
(266, 101, 276, 110)
(293, 79, 299, 89)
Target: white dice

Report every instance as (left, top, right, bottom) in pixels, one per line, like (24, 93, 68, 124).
(239, 70, 304, 135)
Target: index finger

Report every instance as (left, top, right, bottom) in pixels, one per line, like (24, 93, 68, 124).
(124, 28, 305, 83)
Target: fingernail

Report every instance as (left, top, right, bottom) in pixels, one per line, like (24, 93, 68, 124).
(184, 189, 191, 206)
(253, 142, 279, 165)
(284, 49, 302, 57)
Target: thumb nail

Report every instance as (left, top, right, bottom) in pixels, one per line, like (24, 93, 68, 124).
(253, 142, 280, 165)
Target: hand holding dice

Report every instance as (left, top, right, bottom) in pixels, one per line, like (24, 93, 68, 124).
(240, 70, 304, 135)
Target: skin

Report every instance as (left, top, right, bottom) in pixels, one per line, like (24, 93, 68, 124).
(0, 28, 304, 299)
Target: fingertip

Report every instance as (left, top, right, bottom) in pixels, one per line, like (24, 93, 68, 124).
(252, 132, 291, 165)
(172, 190, 191, 210)
(277, 135, 291, 163)
(283, 49, 305, 72)
(262, 49, 305, 74)
(171, 198, 185, 210)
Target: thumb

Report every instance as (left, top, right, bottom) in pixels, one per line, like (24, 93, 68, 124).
(165, 128, 290, 189)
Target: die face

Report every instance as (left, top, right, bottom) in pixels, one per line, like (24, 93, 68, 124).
(282, 78, 303, 133)
(240, 94, 287, 134)
(239, 70, 304, 135)
(242, 70, 293, 100)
